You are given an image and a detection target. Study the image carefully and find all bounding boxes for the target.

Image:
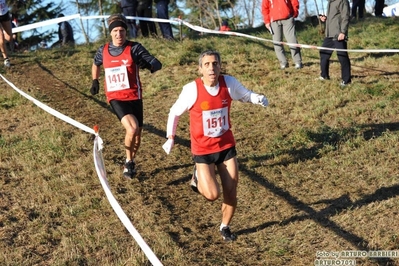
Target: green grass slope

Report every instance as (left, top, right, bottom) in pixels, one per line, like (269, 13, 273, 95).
(0, 15, 398, 265)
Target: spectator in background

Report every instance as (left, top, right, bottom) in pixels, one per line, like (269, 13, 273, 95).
(351, 0, 365, 19)
(137, 0, 157, 37)
(51, 14, 75, 48)
(318, 0, 351, 86)
(121, 0, 138, 38)
(0, 2, 14, 67)
(261, 0, 303, 69)
(155, 0, 174, 39)
(374, 0, 385, 16)
(39, 40, 48, 49)
(220, 20, 231, 31)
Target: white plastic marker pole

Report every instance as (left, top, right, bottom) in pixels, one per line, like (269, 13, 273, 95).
(92, 126, 163, 266)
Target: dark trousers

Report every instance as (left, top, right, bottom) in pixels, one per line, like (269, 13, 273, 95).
(351, 0, 365, 18)
(137, 2, 157, 37)
(374, 0, 385, 16)
(320, 37, 351, 83)
(156, 0, 174, 39)
(123, 6, 138, 38)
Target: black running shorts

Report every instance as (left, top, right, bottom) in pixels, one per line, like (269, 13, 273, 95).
(193, 146, 237, 165)
(109, 99, 143, 126)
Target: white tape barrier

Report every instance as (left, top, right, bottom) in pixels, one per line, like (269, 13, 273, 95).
(0, 74, 163, 266)
(11, 14, 180, 34)
(82, 15, 181, 25)
(12, 14, 81, 34)
(383, 3, 399, 17)
(93, 137, 163, 266)
(11, 14, 399, 54)
(178, 20, 399, 54)
(0, 74, 95, 135)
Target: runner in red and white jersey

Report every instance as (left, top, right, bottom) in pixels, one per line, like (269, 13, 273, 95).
(90, 14, 162, 179)
(163, 50, 269, 241)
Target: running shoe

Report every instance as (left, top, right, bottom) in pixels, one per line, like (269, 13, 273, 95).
(123, 160, 136, 179)
(220, 226, 237, 241)
(4, 58, 10, 68)
(340, 80, 351, 87)
(280, 63, 288, 70)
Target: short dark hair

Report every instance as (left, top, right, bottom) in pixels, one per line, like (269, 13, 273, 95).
(198, 50, 221, 67)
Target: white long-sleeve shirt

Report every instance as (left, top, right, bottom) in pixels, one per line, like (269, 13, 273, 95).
(166, 75, 265, 137)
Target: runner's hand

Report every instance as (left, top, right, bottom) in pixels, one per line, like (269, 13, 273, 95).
(251, 93, 268, 107)
(162, 138, 174, 154)
(256, 95, 269, 107)
(90, 79, 99, 95)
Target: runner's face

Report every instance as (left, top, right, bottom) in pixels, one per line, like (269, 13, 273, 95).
(199, 55, 221, 87)
(111, 27, 126, 46)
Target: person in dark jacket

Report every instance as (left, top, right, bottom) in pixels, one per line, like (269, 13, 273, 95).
(155, 0, 174, 39)
(90, 14, 162, 179)
(121, 0, 138, 38)
(51, 14, 75, 47)
(319, 0, 351, 86)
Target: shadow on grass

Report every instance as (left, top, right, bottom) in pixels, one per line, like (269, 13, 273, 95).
(143, 123, 191, 149)
(351, 55, 399, 76)
(305, 54, 399, 77)
(239, 165, 398, 265)
(361, 122, 399, 140)
(242, 122, 399, 167)
(145, 122, 399, 170)
(154, 121, 399, 264)
(235, 122, 399, 264)
(34, 59, 112, 112)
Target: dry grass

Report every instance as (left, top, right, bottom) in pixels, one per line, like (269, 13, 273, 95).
(1, 15, 399, 265)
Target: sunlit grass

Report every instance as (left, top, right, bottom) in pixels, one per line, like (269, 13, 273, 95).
(0, 15, 398, 265)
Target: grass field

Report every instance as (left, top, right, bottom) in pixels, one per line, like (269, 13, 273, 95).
(1, 15, 399, 265)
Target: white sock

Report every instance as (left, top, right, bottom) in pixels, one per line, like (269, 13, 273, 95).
(220, 223, 229, 231)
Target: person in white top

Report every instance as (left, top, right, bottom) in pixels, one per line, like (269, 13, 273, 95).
(163, 50, 269, 241)
(0, 2, 13, 67)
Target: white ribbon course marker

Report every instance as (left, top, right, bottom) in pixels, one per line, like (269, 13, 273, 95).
(0, 74, 163, 266)
(93, 135, 163, 266)
(11, 14, 399, 54)
(2, 13, 398, 264)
